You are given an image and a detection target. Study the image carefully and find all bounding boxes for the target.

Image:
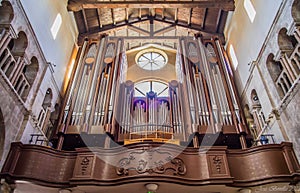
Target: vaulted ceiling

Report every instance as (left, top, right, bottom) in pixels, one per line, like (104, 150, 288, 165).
(67, 0, 235, 50)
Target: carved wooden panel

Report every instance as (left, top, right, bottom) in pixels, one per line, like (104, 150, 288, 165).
(73, 155, 95, 178)
(207, 154, 229, 176)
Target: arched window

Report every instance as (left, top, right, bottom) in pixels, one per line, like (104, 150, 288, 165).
(37, 88, 53, 132)
(250, 90, 266, 137)
(134, 80, 169, 97)
(244, 0, 256, 23)
(51, 13, 62, 40)
(266, 54, 285, 98)
(42, 88, 53, 110)
(11, 31, 28, 57)
(291, 0, 300, 23)
(278, 28, 297, 57)
(24, 56, 39, 86)
(0, 1, 14, 24)
(275, 27, 300, 97)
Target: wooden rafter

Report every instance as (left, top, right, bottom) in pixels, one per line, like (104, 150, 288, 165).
(78, 17, 150, 38)
(81, 9, 89, 32)
(96, 8, 102, 28)
(78, 16, 224, 40)
(111, 8, 116, 25)
(127, 24, 150, 35)
(153, 17, 223, 37)
(174, 8, 178, 21)
(125, 8, 129, 21)
(153, 24, 176, 36)
(188, 8, 192, 25)
(68, 0, 235, 11)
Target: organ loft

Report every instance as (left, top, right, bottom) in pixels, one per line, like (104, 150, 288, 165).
(0, 0, 300, 193)
(56, 36, 252, 150)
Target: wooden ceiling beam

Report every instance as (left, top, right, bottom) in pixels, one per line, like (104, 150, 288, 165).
(96, 8, 102, 28)
(188, 8, 192, 25)
(153, 18, 224, 37)
(111, 8, 116, 25)
(78, 17, 150, 39)
(68, 0, 235, 11)
(127, 24, 150, 35)
(153, 24, 176, 35)
(81, 9, 89, 32)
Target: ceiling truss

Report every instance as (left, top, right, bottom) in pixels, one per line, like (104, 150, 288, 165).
(68, 0, 235, 11)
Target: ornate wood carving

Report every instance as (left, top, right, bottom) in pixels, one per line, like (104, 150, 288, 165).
(116, 148, 186, 176)
(207, 154, 227, 175)
(74, 155, 94, 177)
(212, 155, 222, 173)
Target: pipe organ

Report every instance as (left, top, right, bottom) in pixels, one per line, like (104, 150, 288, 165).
(57, 36, 250, 149)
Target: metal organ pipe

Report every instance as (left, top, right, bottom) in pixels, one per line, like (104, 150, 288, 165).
(208, 43, 232, 126)
(84, 43, 102, 128)
(90, 38, 103, 126)
(198, 38, 219, 132)
(215, 39, 241, 124)
(63, 40, 88, 125)
(180, 39, 197, 133)
(75, 44, 96, 126)
(71, 42, 93, 126)
(109, 40, 122, 125)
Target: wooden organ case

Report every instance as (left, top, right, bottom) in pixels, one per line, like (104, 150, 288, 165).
(56, 36, 251, 150)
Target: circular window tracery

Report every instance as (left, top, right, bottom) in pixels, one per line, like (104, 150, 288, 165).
(136, 49, 167, 71)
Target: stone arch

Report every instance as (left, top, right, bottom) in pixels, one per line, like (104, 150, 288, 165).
(250, 89, 261, 108)
(0, 0, 14, 24)
(24, 56, 39, 86)
(47, 103, 60, 141)
(42, 88, 53, 109)
(266, 53, 283, 81)
(0, 107, 5, 161)
(278, 28, 297, 57)
(11, 31, 28, 57)
(291, 0, 300, 23)
(266, 53, 286, 98)
(37, 88, 53, 130)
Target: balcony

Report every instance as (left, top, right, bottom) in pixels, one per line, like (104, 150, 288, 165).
(1, 142, 299, 191)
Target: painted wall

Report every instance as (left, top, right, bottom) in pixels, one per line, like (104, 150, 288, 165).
(126, 46, 177, 83)
(19, 0, 78, 91)
(224, 0, 283, 93)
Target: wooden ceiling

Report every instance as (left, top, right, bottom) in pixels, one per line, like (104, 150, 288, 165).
(68, 0, 235, 49)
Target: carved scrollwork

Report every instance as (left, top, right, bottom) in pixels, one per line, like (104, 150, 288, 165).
(80, 156, 90, 175)
(212, 155, 222, 173)
(116, 148, 186, 176)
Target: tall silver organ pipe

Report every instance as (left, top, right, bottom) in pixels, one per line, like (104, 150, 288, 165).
(61, 39, 88, 128)
(176, 36, 248, 136)
(58, 37, 126, 136)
